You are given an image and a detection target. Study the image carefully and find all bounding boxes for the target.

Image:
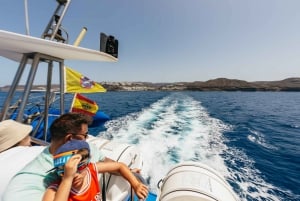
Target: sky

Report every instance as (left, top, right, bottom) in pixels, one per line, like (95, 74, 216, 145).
(0, 0, 300, 86)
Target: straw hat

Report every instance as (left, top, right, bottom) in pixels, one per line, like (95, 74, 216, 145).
(0, 120, 32, 152)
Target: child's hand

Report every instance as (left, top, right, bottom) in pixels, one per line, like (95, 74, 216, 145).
(133, 182, 148, 200)
(63, 154, 82, 179)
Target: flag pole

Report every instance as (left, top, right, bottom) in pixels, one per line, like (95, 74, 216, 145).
(70, 93, 77, 112)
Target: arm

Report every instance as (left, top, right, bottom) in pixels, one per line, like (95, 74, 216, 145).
(42, 155, 82, 201)
(96, 161, 148, 200)
(103, 156, 114, 162)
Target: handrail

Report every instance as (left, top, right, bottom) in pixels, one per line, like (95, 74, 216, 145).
(30, 136, 49, 146)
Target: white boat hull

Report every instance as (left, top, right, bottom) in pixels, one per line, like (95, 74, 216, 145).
(1, 136, 240, 201)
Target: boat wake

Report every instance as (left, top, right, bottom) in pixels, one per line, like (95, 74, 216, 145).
(99, 93, 292, 200)
(247, 129, 278, 150)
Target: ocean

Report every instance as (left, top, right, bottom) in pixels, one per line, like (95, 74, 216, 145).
(1, 91, 300, 200)
(88, 91, 300, 201)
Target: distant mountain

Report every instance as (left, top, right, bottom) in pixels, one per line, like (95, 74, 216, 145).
(101, 77, 300, 91)
(1, 78, 300, 92)
(252, 78, 300, 91)
(184, 77, 300, 91)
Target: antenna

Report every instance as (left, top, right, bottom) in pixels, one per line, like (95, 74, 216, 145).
(24, 0, 30, 35)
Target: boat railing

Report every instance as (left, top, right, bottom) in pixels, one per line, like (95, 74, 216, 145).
(0, 0, 119, 146)
(30, 136, 49, 146)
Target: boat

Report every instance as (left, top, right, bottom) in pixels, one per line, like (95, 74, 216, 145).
(0, 0, 239, 201)
(8, 90, 110, 141)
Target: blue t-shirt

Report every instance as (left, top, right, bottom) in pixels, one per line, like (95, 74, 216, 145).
(2, 142, 105, 201)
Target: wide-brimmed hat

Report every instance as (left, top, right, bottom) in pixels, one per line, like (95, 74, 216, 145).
(0, 119, 32, 152)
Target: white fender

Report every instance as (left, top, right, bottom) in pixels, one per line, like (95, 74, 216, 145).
(87, 136, 143, 201)
(156, 161, 239, 201)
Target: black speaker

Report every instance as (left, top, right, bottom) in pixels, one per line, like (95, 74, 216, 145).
(100, 33, 118, 58)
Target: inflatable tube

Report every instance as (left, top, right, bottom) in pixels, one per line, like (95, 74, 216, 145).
(90, 111, 110, 127)
(87, 136, 143, 201)
(156, 162, 238, 201)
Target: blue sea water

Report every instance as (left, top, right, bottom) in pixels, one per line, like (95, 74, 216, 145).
(88, 91, 300, 201)
(1, 91, 299, 200)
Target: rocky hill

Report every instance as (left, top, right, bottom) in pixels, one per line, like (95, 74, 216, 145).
(101, 77, 300, 91)
(1, 77, 300, 92)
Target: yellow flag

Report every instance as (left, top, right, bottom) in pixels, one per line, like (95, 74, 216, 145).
(64, 66, 106, 93)
(70, 93, 99, 116)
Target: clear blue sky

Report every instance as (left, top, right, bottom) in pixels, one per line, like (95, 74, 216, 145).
(0, 0, 299, 86)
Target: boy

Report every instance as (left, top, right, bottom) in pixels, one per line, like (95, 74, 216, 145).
(42, 140, 148, 201)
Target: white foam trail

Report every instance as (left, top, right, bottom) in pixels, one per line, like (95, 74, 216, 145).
(100, 93, 230, 191)
(247, 129, 277, 150)
(223, 146, 295, 201)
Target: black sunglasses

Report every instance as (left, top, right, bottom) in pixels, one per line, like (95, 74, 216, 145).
(72, 131, 89, 139)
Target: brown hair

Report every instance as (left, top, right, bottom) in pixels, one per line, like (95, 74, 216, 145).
(49, 113, 93, 141)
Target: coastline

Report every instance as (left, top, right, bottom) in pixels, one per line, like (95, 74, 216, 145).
(1, 77, 300, 92)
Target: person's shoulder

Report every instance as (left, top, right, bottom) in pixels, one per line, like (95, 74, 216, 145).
(86, 138, 106, 162)
(87, 141, 101, 156)
(87, 137, 103, 153)
(17, 145, 52, 173)
(87, 141, 98, 149)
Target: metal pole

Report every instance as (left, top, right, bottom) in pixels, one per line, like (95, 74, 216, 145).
(73, 27, 88, 46)
(17, 54, 40, 121)
(24, 0, 30, 35)
(43, 61, 54, 140)
(41, 4, 62, 39)
(59, 61, 65, 115)
(50, 0, 72, 41)
(0, 55, 28, 121)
